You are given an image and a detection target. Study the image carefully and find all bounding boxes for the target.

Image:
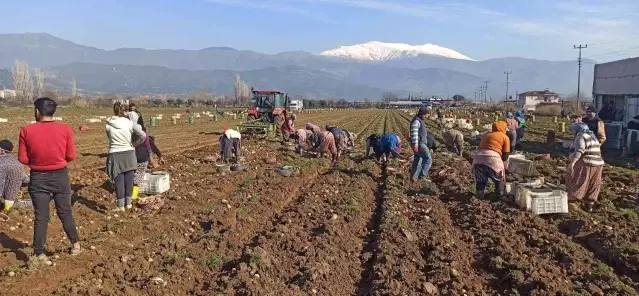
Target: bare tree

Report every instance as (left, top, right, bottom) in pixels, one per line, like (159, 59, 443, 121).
(71, 78, 77, 98)
(12, 59, 33, 103)
(34, 68, 44, 97)
(382, 92, 398, 102)
(233, 74, 251, 106)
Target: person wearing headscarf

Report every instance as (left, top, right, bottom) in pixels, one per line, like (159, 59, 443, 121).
(326, 125, 348, 159)
(583, 106, 606, 144)
(377, 133, 402, 161)
(281, 113, 296, 143)
(306, 123, 322, 135)
(0, 140, 29, 213)
(290, 128, 312, 155)
(565, 122, 604, 211)
(442, 128, 464, 156)
(343, 130, 357, 151)
(504, 112, 518, 151)
(366, 134, 382, 158)
(472, 121, 510, 198)
(220, 127, 242, 163)
(313, 131, 338, 167)
(410, 107, 433, 181)
(514, 111, 526, 149)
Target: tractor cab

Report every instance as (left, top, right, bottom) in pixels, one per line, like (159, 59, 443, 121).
(247, 90, 289, 123)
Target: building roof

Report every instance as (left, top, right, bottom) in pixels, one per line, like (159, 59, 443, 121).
(520, 90, 559, 96)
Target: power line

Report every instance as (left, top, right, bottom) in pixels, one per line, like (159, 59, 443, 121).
(504, 71, 512, 101)
(483, 80, 490, 103)
(574, 44, 587, 106)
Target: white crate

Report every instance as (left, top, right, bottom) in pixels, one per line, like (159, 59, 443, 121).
(513, 181, 568, 215)
(139, 171, 170, 194)
(507, 156, 535, 176)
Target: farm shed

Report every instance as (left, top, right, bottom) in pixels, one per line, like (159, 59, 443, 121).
(592, 57, 639, 127)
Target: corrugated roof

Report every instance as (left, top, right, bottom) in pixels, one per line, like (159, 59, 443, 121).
(520, 90, 559, 96)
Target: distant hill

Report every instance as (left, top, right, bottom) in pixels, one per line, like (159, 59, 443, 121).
(0, 33, 596, 99)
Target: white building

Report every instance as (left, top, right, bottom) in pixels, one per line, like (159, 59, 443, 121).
(290, 100, 303, 110)
(592, 57, 639, 125)
(0, 89, 17, 99)
(517, 89, 560, 111)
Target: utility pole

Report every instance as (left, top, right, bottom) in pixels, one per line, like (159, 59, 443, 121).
(574, 45, 587, 107)
(483, 80, 490, 103)
(504, 71, 512, 101)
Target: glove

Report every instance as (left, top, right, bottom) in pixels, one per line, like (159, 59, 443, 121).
(413, 147, 419, 153)
(3, 200, 14, 212)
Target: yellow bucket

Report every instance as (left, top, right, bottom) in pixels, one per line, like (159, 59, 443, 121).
(132, 186, 140, 200)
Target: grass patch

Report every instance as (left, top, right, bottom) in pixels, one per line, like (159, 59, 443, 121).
(619, 208, 638, 222)
(201, 256, 222, 268)
(249, 193, 260, 203)
(202, 205, 217, 214)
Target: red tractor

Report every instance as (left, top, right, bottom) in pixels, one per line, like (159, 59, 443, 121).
(246, 90, 290, 123)
(239, 89, 290, 137)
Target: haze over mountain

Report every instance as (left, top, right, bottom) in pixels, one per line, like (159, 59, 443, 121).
(0, 33, 595, 99)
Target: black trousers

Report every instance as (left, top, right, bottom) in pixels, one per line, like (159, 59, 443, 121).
(29, 168, 79, 256)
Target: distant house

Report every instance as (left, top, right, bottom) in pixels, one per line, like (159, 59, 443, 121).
(0, 89, 17, 99)
(517, 89, 560, 111)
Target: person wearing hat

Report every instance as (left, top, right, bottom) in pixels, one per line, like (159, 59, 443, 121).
(583, 106, 606, 145)
(0, 140, 29, 213)
(410, 107, 434, 182)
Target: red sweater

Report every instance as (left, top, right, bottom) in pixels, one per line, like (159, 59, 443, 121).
(18, 121, 77, 171)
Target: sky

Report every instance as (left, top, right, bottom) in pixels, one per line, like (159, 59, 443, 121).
(2, 0, 638, 62)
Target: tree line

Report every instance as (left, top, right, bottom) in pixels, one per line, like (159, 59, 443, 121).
(2, 60, 385, 109)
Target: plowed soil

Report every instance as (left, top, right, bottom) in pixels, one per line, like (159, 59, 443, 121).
(1, 108, 638, 296)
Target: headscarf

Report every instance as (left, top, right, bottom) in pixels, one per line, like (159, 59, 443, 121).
(569, 122, 595, 137)
(492, 121, 508, 134)
(417, 107, 428, 119)
(514, 111, 525, 126)
(506, 112, 514, 118)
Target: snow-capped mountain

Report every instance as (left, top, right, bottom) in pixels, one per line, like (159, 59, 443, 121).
(320, 41, 474, 61)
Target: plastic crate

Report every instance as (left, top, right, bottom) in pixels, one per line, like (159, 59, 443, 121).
(513, 181, 568, 215)
(507, 156, 536, 176)
(139, 171, 170, 194)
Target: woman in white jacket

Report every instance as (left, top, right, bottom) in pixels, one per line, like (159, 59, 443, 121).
(106, 102, 146, 211)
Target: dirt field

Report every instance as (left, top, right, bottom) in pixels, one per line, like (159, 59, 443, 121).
(0, 108, 638, 295)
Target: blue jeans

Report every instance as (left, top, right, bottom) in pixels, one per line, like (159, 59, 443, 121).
(411, 146, 432, 180)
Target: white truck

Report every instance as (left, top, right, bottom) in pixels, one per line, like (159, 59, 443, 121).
(290, 100, 303, 111)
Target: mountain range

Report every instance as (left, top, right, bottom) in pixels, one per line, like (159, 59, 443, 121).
(0, 33, 595, 100)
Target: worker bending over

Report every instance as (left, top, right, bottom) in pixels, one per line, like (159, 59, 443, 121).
(442, 128, 464, 156)
(472, 121, 510, 198)
(0, 140, 29, 213)
(220, 128, 242, 163)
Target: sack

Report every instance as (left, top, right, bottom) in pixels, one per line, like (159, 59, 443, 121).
(149, 154, 160, 168)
